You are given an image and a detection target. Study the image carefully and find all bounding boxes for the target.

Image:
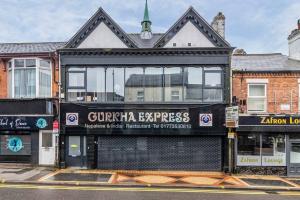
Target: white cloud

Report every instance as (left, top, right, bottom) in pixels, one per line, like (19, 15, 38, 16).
(0, 0, 299, 56)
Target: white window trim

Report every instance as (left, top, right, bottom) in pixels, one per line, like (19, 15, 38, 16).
(247, 83, 267, 113)
(171, 90, 180, 101)
(8, 58, 52, 98)
(246, 79, 269, 84)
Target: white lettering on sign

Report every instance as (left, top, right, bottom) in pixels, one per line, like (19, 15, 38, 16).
(87, 112, 190, 123)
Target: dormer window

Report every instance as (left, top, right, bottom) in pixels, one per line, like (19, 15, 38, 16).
(7, 58, 52, 98)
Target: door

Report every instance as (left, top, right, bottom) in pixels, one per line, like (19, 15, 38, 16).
(66, 136, 87, 168)
(39, 131, 55, 165)
(289, 141, 300, 176)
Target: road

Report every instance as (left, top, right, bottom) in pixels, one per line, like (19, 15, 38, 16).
(0, 184, 299, 200)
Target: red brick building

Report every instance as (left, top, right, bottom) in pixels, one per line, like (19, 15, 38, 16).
(232, 51, 300, 176)
(0, 42, 64, 165)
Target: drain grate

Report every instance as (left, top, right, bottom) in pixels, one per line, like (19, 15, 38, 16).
(240, 178, 293, 187)
(47, 173, 112, 182)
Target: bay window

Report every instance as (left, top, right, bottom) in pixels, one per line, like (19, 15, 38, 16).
(8, 58, 52, 98)
(66, 66, 224, 103)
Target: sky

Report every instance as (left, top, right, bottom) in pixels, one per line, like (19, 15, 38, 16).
(0, 0, 299, 54)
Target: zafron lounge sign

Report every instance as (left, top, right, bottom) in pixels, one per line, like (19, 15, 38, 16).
(239, 116, 300, 126)
(86, 111, 191, 129)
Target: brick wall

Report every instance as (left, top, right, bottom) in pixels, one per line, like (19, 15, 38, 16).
(0, 59, 7, 98)
(233, 72, 300, 114)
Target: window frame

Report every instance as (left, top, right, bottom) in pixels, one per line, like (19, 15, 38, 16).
(7, 58, 52, 98)
(247, 83, 267, 113)
(65, 66, 225, 103)
(236, 133, 286, 167)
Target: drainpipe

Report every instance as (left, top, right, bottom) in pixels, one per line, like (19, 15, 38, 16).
(55, 52, 61, 168)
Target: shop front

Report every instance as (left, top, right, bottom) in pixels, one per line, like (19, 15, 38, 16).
(0, 116, 53, 165)
(60, 103, 227, 171)
(235, 115, 300, 176)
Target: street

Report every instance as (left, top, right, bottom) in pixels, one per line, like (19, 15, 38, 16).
(0, 184, 298, 200)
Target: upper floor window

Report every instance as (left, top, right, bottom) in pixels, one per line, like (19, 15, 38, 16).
(247, 84, 267, 112)
(66, 66, 223, 103)
(8, 58, 51, 98)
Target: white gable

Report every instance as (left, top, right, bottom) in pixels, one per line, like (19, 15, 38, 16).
(164, 21, 215, 48)
(78, 22, 128, 48)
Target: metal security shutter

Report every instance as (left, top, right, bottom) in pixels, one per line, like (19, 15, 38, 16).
(97, 136, 222, 171)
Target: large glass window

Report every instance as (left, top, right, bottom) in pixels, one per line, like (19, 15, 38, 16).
(0, 135, 31, 155)
(261, 134, 286, 166)
(164, 67, 183, 101)
(68, 73, 85, 87)
(39, 60, 51, 97)
(248, 84, 266, 112)
(125, 67, 144, 102)
(237, 134, 261, 156)
(144, 67, 163, 102)
(8, 58, 52, 98)
(237, 133, 286, 167)
(106, 68, 125, 102)
(184, 67, 203, 101)
(203, 70, 223, 102)
(66, 66, 224, 103)
(87, 68, 105, 102)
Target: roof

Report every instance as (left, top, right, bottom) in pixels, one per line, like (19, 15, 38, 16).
(0, 42, 65, 54)
(128, 33, 163, 48)
(154, 7, 231, 48)
(231, 53, 300, 72)
(65, 7, 138, 48)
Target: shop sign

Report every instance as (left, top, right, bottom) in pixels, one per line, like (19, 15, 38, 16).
(237, 155, 286, 166)
(0, 116, 52, 130)
(225, 106, 239, 128)
(237, 155, 261, 166)
(199, 114, 213, 127)
(239, 115, 300, 126)
(66, 113, 79, 126)
(53, 120, 59, 133)
(84, 111, 192, 129)
(61, 104, 227, 134)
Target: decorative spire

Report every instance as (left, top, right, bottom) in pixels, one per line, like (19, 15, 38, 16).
(141, 0, 152, 39)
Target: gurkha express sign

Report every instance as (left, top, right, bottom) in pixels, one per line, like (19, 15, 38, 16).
(239, 115, 300, 126)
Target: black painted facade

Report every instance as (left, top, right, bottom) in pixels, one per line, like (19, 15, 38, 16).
(0, 99, 57, 165)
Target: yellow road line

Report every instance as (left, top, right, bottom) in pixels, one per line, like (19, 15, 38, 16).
(278, 192, 300, 196)
(0, 184, 268, 195)
(38, 169, 66, 181)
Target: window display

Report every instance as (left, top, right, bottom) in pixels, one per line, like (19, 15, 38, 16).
(237, 133, 286, 166)
(0, 135, 31, 155)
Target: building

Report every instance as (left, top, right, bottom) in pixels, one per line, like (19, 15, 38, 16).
(232, 20, 300, 176)
(0, 42, 64, 165)
(58, 2, 233, 171)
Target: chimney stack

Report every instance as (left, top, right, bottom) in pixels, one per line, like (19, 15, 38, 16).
(288, 19, 300, 60)
(211, 12, 225, 38)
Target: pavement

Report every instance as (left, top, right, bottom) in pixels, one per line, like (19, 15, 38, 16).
(1, 166, 300, 193)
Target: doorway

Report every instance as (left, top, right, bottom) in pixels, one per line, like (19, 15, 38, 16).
(289, 140, 300, 176)
(39, 131, 55, 165)
(66, 136, 87, 168)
